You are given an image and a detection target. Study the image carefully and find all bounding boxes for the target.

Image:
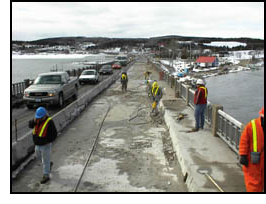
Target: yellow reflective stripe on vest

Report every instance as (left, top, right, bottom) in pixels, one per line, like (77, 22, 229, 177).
(39, 117, 51, 137)
(199, 86, 207, 99)
(32, 127, 36, 135)
(154, 87, 159, 96)
(152, 86, 159, 96)
(251, 119, 257, 152)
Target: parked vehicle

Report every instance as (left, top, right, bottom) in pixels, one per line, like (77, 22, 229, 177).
(115, 55, 128, 66)
(112, 62, 122, 69)
(23, 72, 79, 109)
(99, 65, 113, 75)
(79, 69, 99, 85)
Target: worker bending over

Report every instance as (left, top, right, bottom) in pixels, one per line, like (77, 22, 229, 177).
(151, 81, 163, 116)
(144, 71, 151, 80)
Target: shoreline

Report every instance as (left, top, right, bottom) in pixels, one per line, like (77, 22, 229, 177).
(12, 52, 118, 59)
(158, 58, 264, 85)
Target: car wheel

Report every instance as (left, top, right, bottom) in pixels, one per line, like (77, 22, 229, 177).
(26, 104, 34, 109)
(58, 93, 64, 108)
(73, 86, 78, 100)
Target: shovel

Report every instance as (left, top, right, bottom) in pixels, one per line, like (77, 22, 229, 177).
(197, 168, 224, 192)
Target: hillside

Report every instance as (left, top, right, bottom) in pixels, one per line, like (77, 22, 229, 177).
(12, 35, 264, 50)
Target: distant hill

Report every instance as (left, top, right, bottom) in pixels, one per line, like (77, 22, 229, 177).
(12, 35, 264, 50)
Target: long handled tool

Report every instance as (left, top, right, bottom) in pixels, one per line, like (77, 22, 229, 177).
(198, 168, 224, 192)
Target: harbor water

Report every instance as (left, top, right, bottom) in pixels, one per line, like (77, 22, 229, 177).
(205, 68, 264, 125)
(12, 56, 264, 125)
(12, 54, 116, 83)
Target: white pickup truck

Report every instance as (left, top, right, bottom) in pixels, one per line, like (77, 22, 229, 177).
(78, 69, 99, 85)
(23, 72, 79, 109)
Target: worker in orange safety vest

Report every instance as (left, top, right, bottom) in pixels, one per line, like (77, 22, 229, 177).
(28, 107, 57, 184)
(239, 107, 264, 192)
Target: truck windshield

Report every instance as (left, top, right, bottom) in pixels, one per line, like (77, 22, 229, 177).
(34, 75, 62, 84)
(82, 71, 95, 75)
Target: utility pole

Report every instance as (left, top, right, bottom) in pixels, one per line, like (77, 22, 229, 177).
(172, 50, 174, 68)
(190, 41, 192, 66)
(159, 45, 160, 60)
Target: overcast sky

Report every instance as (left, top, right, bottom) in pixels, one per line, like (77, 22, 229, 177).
(12, 2, 264, 41)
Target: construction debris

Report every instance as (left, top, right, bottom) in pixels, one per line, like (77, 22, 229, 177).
(176, 113, 187, 121)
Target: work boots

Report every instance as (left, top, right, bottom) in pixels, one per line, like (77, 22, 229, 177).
(40, 175, 50, 184)
(40, 161, 53, 184)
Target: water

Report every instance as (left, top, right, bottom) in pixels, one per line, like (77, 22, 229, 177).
(12, 54, 116, 83)
(205, 68, 264, 125)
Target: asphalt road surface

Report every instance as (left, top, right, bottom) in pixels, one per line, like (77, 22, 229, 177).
(11, 64, 134, 143)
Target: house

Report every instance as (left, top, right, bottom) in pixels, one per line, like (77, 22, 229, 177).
(218, 51, 230, 57)
(195, 56, 219, 68)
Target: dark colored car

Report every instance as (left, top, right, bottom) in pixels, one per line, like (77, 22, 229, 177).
(99, 65, 113, 75)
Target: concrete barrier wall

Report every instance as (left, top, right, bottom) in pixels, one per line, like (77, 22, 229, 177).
(12, 70, 121, 170)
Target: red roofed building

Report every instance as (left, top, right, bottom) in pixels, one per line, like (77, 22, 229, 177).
(195, 56, 219, 68)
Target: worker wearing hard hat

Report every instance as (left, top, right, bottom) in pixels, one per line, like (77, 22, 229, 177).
(239, 107, 264, 192)
(144, 71, 151, 80)
(192, 79, 208, 131)
(28, 107, 57, 184)
(151, 81, 163, 116)
(121, 72, 128, 92)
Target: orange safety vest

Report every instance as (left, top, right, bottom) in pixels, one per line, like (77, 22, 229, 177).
(239, 117, 264, 192)
(33, 117, 51, 138)
(194, 86, 208, 104)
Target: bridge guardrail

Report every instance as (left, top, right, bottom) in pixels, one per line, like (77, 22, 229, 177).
(12, 65, 98, 97)
(12, 82, 27, 96)
(217, 109, 243, 154)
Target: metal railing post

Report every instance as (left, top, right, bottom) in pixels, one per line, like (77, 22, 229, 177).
(211, 104, 223, 137)
(179, 81, 182, 98)
(15, 119, 18, 142)
(186, 85, 191, 106)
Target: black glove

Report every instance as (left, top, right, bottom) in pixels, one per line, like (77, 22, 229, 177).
(240, 155, 248, 167)
(28, 119, 36, 128)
